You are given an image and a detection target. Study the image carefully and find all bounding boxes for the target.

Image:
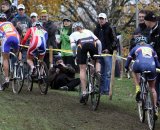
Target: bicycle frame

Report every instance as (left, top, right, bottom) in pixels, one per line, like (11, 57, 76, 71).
(85, 54, 101, 110)
(28, 50, 48, 95)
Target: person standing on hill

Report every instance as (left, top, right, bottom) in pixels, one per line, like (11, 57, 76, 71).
(94, 13, 118, 95)
(59, 17, 75, 68)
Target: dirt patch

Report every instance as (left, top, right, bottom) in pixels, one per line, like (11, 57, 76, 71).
(42, 90, 160, 130)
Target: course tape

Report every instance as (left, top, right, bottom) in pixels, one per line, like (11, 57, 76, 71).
(19, 44, 160, 72)
(19, 45, 73, 53)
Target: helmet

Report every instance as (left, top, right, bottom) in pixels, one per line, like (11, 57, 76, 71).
(72, 22, 83, 29)
(63, 17, 71, 22)
(135, 36, 147, 44)
(0, 13, 7, 21)
(32, 21, 42, 27)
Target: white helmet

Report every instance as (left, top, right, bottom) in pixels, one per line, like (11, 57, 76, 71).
(32, 21, 42, 27)
(72, 22, 83, 29)
(0, 13, 7, 21)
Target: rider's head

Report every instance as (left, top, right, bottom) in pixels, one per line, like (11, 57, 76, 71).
(0, 13, 7, 22)
(135, 36, 148, 45)
(72, 22, 84, 31)
(32, 21, 43, 29)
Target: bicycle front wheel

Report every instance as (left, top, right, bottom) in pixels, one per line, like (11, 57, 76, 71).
(90, 72, 101, 111)
(38, 62, 48, 95)
(12, 64, 24, 94)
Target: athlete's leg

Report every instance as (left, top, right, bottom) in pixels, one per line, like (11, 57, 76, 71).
(79, 64, 87, 94)
(2, 52, 9, 82)
(148, 80, 157, 107)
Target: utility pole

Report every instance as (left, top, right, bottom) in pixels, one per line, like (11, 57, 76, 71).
(135, 0, 139, 28)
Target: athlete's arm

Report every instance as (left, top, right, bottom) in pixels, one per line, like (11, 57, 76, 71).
(21, 28, 31, 45)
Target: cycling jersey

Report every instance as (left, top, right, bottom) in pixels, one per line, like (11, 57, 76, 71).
(125, 44, 160, 80)
(70, 29, 99, 64)
(0, 21, 20, 53)
(21, 27, 48, 56)
(70, 29, 98, 45)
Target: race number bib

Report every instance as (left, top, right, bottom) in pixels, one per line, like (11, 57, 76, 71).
(141, 47, 152, 57)
(35, 30, 43, 37)
(2, 24, 13, 32)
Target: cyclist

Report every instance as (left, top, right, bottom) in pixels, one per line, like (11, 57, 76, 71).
(0, 13, 20, 90)
(69, 22, 102, 103)
(125, 36, 160, 117)
(21, 21, 48, 75)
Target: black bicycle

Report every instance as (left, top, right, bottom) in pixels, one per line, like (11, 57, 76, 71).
(26, 51, 49, 95)
(82, 54, 101, 111)
(137, 71, 157, 130)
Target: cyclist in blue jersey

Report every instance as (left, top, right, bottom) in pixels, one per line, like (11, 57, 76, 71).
(125, 36, 160, 117)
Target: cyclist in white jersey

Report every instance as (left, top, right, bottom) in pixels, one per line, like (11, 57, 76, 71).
(70, 22, 102, 103)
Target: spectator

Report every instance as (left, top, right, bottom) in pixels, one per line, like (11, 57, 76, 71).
(30, 12, 38, 25)
(48, 57, 80, 91)
(59, 17, 75, 68)
(144, 11, 160, 105)
(0, 0, 15, 21)
(94, 13, 117, 95)
(130, 10, 150, 50)
(40, 10, 58, 68)
(11, 4, 32, 38)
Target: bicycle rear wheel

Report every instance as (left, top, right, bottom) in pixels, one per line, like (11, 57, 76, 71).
(38, 62, 48, 95)
(90, 72, 101, 111)
(146, 93, 155, 130)
(137, 100, 145, 122)
(12, 63, 24, 94)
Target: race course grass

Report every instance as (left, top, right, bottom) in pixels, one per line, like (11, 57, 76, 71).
(0, 78, 159, 130)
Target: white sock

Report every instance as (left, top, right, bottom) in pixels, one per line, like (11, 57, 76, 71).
(82, 91, 86, 95)
(5, 77, 9, 82)
(31, 66, 35, 72)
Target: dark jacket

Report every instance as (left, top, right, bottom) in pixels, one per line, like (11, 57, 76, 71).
(94, 22, 117, 54)
(148, 22, 160, 59)
(134, 23, 150, 37)
(42, 20, 57, 49)
(48, 64, 76, 89)
(3, 9, 14, 21)
(11, 14, 32, 36)
(130, 23, 150, 50)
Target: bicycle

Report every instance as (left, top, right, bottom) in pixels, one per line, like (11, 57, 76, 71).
(0, 51, 24, 94)
(137, 71, 157, 130)
(81, 54, 101, 111)
(26, 50, 49, 95)
(10, 52, 25, 94)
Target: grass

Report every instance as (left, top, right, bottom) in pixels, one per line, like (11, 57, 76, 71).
(0, 78, 159, 130)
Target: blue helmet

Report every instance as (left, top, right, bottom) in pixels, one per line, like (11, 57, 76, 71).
(135, 36, 147, 44)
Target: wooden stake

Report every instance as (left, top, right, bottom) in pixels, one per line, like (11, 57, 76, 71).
(109, 50, 117, 100)
(49, 46, 53, 68)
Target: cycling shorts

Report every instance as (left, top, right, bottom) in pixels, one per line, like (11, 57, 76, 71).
(2, 36, 19, 53)
(132, 62, 157, 80)
(27, 40, 46, 57)
(77, 42, 98, 64)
